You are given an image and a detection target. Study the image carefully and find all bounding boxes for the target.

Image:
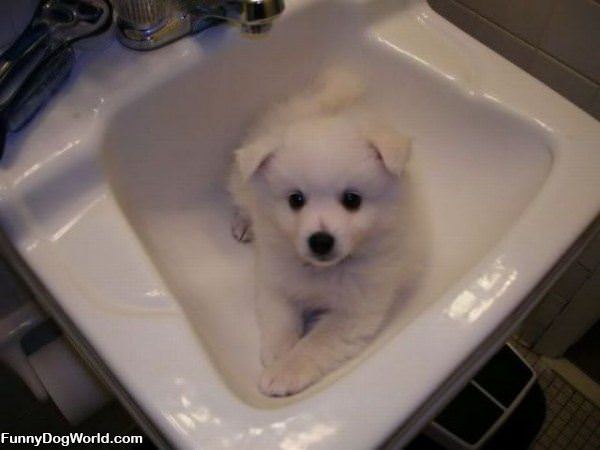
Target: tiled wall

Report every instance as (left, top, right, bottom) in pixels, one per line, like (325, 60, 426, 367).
(519, 229, 600, 357)
(428, 0, 600, 120)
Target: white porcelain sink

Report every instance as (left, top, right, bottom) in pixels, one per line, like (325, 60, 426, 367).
(1, 0, 599, 448)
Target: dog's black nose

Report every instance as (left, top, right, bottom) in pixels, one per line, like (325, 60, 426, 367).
(308, 232, 335, 256)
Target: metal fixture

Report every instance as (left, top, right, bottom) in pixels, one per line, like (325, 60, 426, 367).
(114, 0, 285, 50)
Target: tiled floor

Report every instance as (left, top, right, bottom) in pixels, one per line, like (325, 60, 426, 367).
(511, 341, 600, 450)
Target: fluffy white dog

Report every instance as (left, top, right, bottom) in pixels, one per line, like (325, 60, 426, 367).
(229, 68, 418, 397)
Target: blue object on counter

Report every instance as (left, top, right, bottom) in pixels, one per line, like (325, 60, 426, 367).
(0, 0, 112, 158)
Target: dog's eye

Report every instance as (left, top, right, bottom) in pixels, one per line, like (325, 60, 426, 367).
(341, 191, 362, 211)
(288, 191, 305, 210)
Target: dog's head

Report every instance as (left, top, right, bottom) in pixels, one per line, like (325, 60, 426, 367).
(237, 115, 411, 267)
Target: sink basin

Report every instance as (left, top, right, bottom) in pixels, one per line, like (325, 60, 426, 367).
(102, 0, 553, 405)
(0, 0, 598, 448)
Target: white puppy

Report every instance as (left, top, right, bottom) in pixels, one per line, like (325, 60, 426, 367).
(229, 68, 417, 397)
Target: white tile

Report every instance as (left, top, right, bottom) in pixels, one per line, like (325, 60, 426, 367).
(528, 51, 597, 111)
(579, 230, 600, 271)
(551, 263, 591, 300)
(541, 0, 600, 83)
(457, 0, 558, 46)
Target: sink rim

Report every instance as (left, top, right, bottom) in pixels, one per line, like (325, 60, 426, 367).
(0, 1, 599, 448)
(99, 11, 555, 407)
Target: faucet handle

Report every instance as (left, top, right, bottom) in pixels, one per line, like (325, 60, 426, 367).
(113, 0, 171, 31)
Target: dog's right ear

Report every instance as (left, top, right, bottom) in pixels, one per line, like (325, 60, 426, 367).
(235, 136, 277, 182)
(363, 123, 411, 177)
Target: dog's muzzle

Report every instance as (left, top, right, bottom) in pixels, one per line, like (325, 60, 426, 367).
(308, 232, 335, 259)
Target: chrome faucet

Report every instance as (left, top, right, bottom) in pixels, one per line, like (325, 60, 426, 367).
(114, 0, 285, 50)
(0, 0, 284, 156)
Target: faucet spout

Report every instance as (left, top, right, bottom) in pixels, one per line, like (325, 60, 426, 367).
(234, 0, 286, 34)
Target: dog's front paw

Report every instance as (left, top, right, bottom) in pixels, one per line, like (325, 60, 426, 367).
(231, 211, 253, 243)
(259, 354, 322, 397)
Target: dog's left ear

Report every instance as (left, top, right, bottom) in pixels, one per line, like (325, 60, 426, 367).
(365, 125, 411, 177)
(235, 135, 277, 182)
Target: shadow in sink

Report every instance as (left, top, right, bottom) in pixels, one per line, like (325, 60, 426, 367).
(100, 2, 552, 406)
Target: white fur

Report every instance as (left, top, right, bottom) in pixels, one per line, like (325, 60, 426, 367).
(229, 68, 417, 397)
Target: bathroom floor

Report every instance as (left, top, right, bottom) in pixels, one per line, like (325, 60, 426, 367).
(510, 340, 600, 450)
